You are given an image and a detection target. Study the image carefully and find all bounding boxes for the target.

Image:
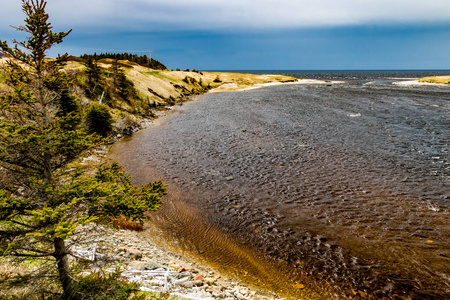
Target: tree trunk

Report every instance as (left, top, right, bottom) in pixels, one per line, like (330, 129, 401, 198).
(54, 237, 76, 299)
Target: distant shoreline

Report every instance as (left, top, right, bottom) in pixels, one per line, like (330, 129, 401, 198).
(394, 75, 450, 86)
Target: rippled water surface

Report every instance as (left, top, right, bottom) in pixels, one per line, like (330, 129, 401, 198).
(110, 76, 449, 299)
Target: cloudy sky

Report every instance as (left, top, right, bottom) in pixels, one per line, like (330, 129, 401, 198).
(1, 0, 450, 70)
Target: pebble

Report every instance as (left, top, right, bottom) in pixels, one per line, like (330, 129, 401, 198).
(69, 224, 280, 299)
(143, 260, 165, 270)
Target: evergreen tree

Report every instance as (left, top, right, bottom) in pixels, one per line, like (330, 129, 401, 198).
(0, 1, 166, 298)
(58, 88, 79, 117)
(117, 69, 134, 100)
(84, 56, 101, 99)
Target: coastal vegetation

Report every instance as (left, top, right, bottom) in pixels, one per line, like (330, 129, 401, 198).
(0, 1, 167, 299)
(79, 53, 167, 71)
(418, 75, 450, 84)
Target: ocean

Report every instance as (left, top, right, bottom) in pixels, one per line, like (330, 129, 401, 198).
(110, 71, 449, 299)
(226, 69, 450, 80)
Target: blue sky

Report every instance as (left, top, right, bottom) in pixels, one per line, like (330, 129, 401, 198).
(1, 0, 450, 70)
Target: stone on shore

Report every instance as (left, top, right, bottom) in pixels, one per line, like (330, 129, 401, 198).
(143, 260, 166, 270)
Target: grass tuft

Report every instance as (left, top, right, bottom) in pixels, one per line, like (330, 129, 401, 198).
(110, 214, 144, 231)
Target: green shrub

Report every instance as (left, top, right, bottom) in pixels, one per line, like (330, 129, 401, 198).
(85, 103, 113, 136)
(58, 89, 79, 116)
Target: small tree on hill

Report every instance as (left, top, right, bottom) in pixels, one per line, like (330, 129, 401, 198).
(0, 1, 166, 298)
(84, 56, 101, 99)
(117, 69, 135, 100)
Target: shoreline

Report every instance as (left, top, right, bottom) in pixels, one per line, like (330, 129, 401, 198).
(393, 79, 450, 86)
(79, 129, 289, 300)
(106, 77, 450, 298)
(209, 79, 345, 93)
(102, 78, 317, 300)
(393, 75, 450, 86)
(102, 77, 339, 300)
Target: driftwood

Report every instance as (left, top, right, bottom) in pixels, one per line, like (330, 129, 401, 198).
(70, 245, 191, 293)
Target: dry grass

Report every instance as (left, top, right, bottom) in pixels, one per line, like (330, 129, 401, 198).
(61, 58, 297, 104)
(0, 259, 55, 299)
(0, 263, 30, 298)
(418, 75, 450, 84)
(110, 214, 144, 231)
(0, 82, 11, 95)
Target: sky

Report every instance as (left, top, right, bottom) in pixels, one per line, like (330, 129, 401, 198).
(1, 0, 450, 70)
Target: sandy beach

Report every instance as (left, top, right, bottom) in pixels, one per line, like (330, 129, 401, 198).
(210, 78, 346, 93)
(393, 79, 450, 86)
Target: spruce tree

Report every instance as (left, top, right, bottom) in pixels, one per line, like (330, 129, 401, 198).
(0, 1, 166, 298)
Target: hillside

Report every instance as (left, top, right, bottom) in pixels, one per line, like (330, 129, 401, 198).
(1, 57, 297, 137)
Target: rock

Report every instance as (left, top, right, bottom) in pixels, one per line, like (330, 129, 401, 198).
(112, 255, 123, 262)
(193, 274, 204, 281)
(174, 276, 190, 286)
(128, 261, 146, 270)
(126, 248, 142, 260)
(212, 291, 225, 298)
(177, 271, 191, 278)
(180, 281, 194, 289)
(94, 253, 107, 261)
(192, 280, 204, 287)
(205, 275, 221, 285)
(211, 286, 224, 293)
(240, 288, 249, 295)
(170, 262, 182, 270)
(178, 266, 194, 272)
(143, 260, 166, 270)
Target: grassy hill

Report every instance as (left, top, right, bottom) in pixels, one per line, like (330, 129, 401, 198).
(1, 56, 297, 138)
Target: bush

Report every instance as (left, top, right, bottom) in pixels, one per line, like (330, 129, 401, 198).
(85, 103, 113, 136)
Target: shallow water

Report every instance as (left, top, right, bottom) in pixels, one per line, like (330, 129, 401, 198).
(110, 79, 449, 299)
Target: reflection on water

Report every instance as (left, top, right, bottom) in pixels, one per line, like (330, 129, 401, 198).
(110, 81, 449, 299)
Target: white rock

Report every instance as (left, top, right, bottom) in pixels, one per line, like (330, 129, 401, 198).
(174, 276, 190, 285)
